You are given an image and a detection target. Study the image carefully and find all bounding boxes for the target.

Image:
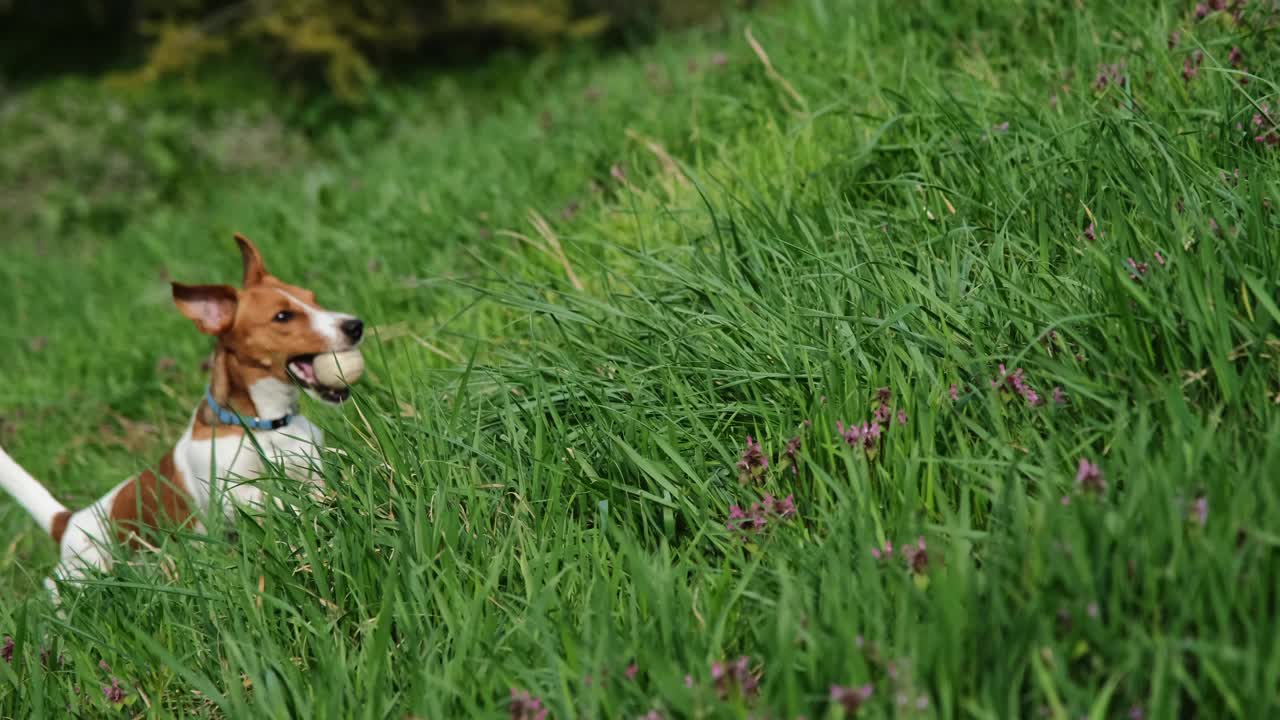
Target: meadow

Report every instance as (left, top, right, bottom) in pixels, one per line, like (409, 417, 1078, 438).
(2, 0, 1280, 717)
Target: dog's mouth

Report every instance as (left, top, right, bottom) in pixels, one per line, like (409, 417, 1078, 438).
(286, 354, 351, 404)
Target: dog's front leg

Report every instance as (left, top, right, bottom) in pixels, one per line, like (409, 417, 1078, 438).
(46, 513, 116, 607)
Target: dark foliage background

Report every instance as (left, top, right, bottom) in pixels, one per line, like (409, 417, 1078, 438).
(0, 0, 742, 96)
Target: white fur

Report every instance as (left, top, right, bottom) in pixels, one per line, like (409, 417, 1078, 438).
(181, 402, 326, 523)
(248, 376, 300, 421)
(6, 378, 328, 602)
(0, 447, 68, 533)
(49, 478, 131, 592)
(275, 288, 354, 346)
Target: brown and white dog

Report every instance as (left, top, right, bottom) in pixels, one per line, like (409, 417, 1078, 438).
(0, 234, 363, 599)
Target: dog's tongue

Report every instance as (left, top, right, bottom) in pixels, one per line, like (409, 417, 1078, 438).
(290, 359, 317, 384)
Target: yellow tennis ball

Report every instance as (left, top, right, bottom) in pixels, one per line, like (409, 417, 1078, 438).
(312, 349, 365, 388)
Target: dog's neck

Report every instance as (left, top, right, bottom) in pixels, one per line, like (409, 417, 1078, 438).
(201, 345, 299, 425)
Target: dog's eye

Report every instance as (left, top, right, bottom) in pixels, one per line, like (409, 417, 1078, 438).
(273, 311, 295, 323)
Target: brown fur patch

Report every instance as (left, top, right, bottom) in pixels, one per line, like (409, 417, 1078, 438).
(109, 450, 195, 547)
(50, 510, 72, 545)
(223, 279, 334, 384)
(191, 348, 255, 440)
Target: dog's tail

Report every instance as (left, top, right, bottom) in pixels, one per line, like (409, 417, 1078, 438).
(0, 447, 70, 540)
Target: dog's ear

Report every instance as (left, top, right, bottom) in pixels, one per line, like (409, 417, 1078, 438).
(234, 233, 269, 287)
(172, 283, 238, 335)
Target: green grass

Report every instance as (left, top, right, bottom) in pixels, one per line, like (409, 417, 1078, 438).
(3, 0, 1280, 717)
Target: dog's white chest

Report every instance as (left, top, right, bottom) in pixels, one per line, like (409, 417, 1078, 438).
(179, 416, 325, 520)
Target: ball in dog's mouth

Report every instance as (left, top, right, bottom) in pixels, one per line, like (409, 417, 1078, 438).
(287, 354, 353, 404)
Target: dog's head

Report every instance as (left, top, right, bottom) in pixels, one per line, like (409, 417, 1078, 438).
(172, 234, 363, 404)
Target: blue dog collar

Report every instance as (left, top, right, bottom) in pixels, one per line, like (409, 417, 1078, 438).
(205, 388, 292, 431)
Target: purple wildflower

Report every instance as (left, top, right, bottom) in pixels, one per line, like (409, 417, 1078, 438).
(1253, 103, 1279, 146)
(712, 656, 759, 699)
(510, 689, 548, 720)
(684, 674, 694, 688)
(1182, 56, 1200, 82)
(896, 408, 907, 426)
(949, 383, 959, 401)
(992, 364, 1043, 407)
(99, 659, 111, 673)
(736, 435, 769, 485)
(725, 505, 747, 530)
(768, 493, 797, 519)
(870, 540, 893, 560)
(916, 695, 931, 710)
(1, 636, 12, 664)
(1167, 30, 1181, 48)
(830, 684, 874, 714)
(1052, 386, 1066, 405)
(725, 494, 796, 538)
(873, 402, 891, 424)
(625, 663, 639, 681)
(1228, 47, 1244, 67)
(864, 421, 881, 446)
(640, 712, 663, 720)
(876, 387, 892, 402)
(902, 537, 929, 575)
(1195, 2, 1210, 19)
(992, 121, 1010, 134)
(1076, 458, 1106, 494)
(1060, 495, 1071, 506)
(1253, 104, 1271, 128)
(1191, 495, 1209, 527)
(1153, 250, 1166, 266)
(711, 51, 728, 67)
(837, 420, 881, 451)
(1082, 221, 1099, 242)
(102, 678, 126, 705)
(1093, 62, 1127, 91)
(610, 163, 626, 181)
(1129, 706, 1145, 720)
(1087, 602, 1100, 619)
(783, 435, 802, 476)
(1127, 257, 1149, 281)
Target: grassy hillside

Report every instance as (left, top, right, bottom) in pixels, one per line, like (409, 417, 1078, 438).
(3, 0, 1280, 717)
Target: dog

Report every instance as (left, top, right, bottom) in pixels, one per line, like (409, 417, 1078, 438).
(0, 234, 363, 599)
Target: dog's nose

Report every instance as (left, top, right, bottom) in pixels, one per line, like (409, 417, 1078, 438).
(341, 318, 364, 343)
